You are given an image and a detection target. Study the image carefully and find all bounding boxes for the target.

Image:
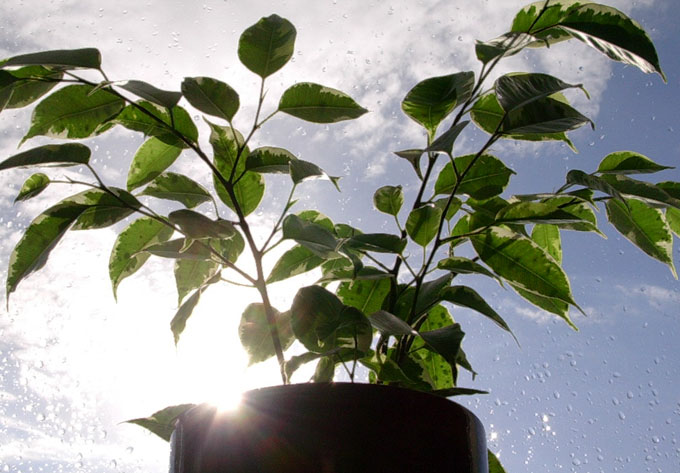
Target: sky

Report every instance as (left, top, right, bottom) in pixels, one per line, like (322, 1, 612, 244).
(0, 0, 679, 472)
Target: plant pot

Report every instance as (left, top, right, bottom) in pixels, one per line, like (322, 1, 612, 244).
(169, 383, 487, 473)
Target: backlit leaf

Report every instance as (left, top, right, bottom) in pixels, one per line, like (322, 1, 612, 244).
(532, 223, 562, 263)
(434, 154, 514, 200)
(127, 138, 182, 191)
(109, 101, 198, 148)
(169, 209, 236, 239)
(181, 76, 239, 122)
(118, 80, 182, 109)
(1, 48, 101, 70)
(3, 66, 63, 109)
(373, 185, 404, 216)
(0, 143, 90, 170)
(125, 404, 196, 442)
(246, 146, 296, 174)
(140, 172, 212, 208)
(238, 15, 296, 78)
(495, 72, 588, 112)
(282, 214, 339, 258)
(406, 204, 442, 246)
(14, 173, 49, 202)
(239, 304, 294, 365)
(475, 32, 537, 64)
(174, 259, 219, 306)
(597, 150, 672, 175)
(279, 82, 367, 123)
(337, 278, 391, 316)
(267, 245, 324, 284)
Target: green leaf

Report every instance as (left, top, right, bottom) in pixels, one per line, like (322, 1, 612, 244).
(667, 207, 680, 238)
(291, 285, 372, 353)
(22, 85, 124, 143)
(406, 204, 442, 247)
(536, 196, 602, 235)
(471, 226, 577, 306)
(344, 233, 406, 254)
(118, 80, 182, 109)
(437, 256, 500, 282)
(401, 72, 474, 135)
(296, 210, 335, 232)
(174, 259, 219, 306)
(488, 450, 508, 473)
(441, 285, 515, 338)
(289, 159, 339, 190)
(6, 199, 89, 298)
(495, 72, 588, 112)
(71, 188, 141, 230)
(0, 143, 90, 171)
(419, 323, 465, 368)
(496, 201, 588, 225)
(511, 1, 665, 81)
(267, 245, 324, 284)
(282, 214, 339, 258)
(433, 197, 463, 221)
(140, 172, 212, 208)
(566, 169, 625, 202)
(279, 82, 367, 123)
(238, 14, 296, 78)
(425, 121, 469, 155)
(170, 287, 204, 344)
(434, 154, 514, 200)
(600, 174, 680, 209)
(393, 274, 453, 322)
(109, 101, 198, 148)
(1, 48, 101, 70)
(3, 66, 63, 109)
(109, 217, 173, 299)
(373, 185, 404, 216)
(393, 149, 424, 180)
(14, 173, 49, 202)
(229, 171, 265, 216)
(475, 32, 537, 64)
(125, 404, 196, 442)
(532, 223, 562, 264)
(605, 198, 676, 277)
(127, 138, 182, 191)
(597, 150, 673, 175)
(168, 209, 236, 239)
(368, 310, 416, 336)
(337, 278, 391, 316)
(246, 146, 296, 173)
(239, 304, 294, 365)
(471, 93, 576, 149)
(412, 305, 456, 389)
(181, 76, 239, 122)
(511, 282, 577, 329)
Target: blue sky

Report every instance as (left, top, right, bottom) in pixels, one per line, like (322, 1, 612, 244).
(0, 0, 678, 472)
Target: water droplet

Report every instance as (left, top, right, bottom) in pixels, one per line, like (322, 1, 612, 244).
(618, 411, 626, 420)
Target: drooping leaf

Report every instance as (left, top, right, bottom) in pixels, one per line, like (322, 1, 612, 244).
(282, 214, 339, 258)
(6, 199, 89, 298)
(471, 226, 577, 306)
(14, 173, 49, 202)
(605, 198, 676, 277)
(118, 80, 182, 109)
(535, 195, 603, 235)
(425, 121, 469, 155)
(168, 209, 236, 239)
(267, 245, 324, 284)
(495, 72, 588, 112)
(419, 323, 465, 368)
(406, 204, 442, 247)
(22, 85, 124, 143)
(108, 101, 198, 148)
(181, 76, 239, 122)
(278, 82, 367, 123)
(401, 72, 474, 135)
(373, 185, 404, 216)
(597, 150, 672, 175)
(393, 149, 424, 180)
(246, 146, 296, 174)
(3, 66, 63, 109)
(109, 217, 174, 299)
(337, 278, 391, 316)
(125, 404, 196, 442)
(174, 259, 220, 306)
(511, 1, 665, 80)
(1, 48, 101, 70)
(0, 143, 90, 171)
(239, 304, 294, 365)
(238, 14, 296, 78)
(127, 138, 182, 191)
(170, 287, 204, 345)
(393, 274, 453, 322)
(532, 223, 562, 264)
(566, 169, 625, 202)
(512, 282, 577, 329)
(441, 285, 515, 339)
(471, 93, 577, 149)
(140, 172, 212, 208)
(434, 154, 514, 200)
(496, 201, 588, 225)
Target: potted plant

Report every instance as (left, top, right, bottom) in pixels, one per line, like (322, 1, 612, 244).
(0, 1, 673, 471)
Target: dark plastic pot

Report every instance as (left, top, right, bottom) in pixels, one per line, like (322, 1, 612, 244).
(170, 383, 487, 473)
